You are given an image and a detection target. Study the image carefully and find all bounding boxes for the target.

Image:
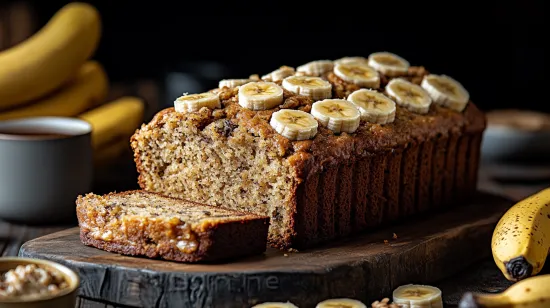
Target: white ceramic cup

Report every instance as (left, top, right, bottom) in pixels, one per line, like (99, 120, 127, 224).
(0, 117, 93, 224)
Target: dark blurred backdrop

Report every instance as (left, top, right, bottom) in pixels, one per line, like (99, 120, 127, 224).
(3, 0, 546, 112)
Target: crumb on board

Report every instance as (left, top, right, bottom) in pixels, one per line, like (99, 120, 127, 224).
(284, 254, 288, 257)
(371, 297, 400, 308)
(393, 233, 398, 239)
(384, 240, 389, 245)
(288, 248, 298, 253)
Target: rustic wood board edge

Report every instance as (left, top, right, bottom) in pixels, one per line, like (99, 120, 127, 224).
(19, 192, 512, 308)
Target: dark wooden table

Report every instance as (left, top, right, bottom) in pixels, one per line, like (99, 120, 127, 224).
(2, 156, 549, 307)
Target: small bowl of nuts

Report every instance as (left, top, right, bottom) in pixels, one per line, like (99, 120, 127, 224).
(0, 257, 79, 307)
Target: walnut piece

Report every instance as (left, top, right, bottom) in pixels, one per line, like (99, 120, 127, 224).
(371, 298, 401, 308)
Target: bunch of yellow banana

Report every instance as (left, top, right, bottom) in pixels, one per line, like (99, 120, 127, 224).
(79, 97, 144, 166)
(0, 2, 101, 110)
(0, 2, 145, 166)
(0, 61, 108, 121)
(491, 188, 550, 281)
(458, 274, 550, 307)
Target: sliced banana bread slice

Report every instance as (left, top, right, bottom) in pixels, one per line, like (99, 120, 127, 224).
(76, 190, 269, 262)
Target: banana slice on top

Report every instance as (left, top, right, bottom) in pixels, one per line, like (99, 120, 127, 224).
(297, 60, 334, 76)
(252, 302, 299, 308)
(347, 89, 396, 124)
(262, 66, 296, 82)
(311, 99, 360, 134)
(368, 52, 410, 77)
(316, 298, 367, 308)
(421, 74, 470, 112)
(238, 81, 284, 111)
(334, 63, 380, 89)
(334, 56, 369, 66)
(282, 76, 332, 100)
(270, 109, 318, 141)
(174, 92, 221, 113)
(219, 79, 253, 89)
(385, 78, 432, 114)
(393, 284, 443, 308)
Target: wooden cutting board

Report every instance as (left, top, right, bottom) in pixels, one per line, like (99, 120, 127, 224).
(19, 192, 511, 308)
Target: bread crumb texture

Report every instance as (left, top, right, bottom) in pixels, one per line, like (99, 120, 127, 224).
(76, 190, 269, 261)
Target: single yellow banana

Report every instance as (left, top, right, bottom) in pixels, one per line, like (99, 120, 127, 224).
(0, 61, 108, 120)
(458, 274, 550, 307)
(94, 138, 130, 166)
(491, 187, 550, 281)
(78, 96, 144, 149)
(0, 2, 101, 110)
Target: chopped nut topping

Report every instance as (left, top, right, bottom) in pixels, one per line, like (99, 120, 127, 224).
(0, 264, 69, 299)
(371, 298, 400, 308)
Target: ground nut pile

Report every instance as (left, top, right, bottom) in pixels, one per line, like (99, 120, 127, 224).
(0, 264, 68, 299)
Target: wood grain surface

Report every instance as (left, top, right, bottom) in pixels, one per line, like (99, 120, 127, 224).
(19, 192, 511, 308)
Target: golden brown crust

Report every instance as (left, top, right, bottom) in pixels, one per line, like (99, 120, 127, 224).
(76, 190, 269, 262)
(134, 67, 485, 176)
(78, 189, 266, 219)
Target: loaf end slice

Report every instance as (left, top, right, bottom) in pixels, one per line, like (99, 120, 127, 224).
(76, 190, 270, 262)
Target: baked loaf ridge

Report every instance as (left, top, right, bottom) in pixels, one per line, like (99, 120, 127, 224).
(76, 190, 269, 262)
(131, 55, 486, 250)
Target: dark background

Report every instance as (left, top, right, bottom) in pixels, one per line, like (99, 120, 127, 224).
(22, 1, 550, 112)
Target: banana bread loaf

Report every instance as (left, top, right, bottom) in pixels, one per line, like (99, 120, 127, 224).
(76, 190, 269, 262)
(131, 52, 486, 250)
